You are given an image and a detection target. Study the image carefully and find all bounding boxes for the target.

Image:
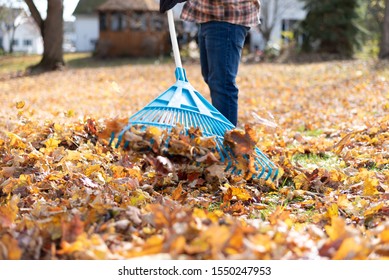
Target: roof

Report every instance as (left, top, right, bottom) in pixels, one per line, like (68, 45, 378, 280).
(97, 0, 159, 12)
(73, 0, 107, 15)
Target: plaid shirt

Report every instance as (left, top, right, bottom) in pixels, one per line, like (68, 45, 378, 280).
(180, 0, 261, 27)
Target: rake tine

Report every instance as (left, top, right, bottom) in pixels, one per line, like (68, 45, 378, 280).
(109, 131, 115, 146)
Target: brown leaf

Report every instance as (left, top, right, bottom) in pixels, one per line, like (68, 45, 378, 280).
(97, 117, 128, 140)
(172, 184, 184, 201)
(223, 124, 258, 156)
(61, 215, 84, 243)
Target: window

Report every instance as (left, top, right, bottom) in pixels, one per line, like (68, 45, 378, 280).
(99, 12, 107, 31)
(23, 39, 32, 46)
(110, 12, 124, 31)
(12, 39, 19, 46)
(129, 12, 147, 31)
(150, 15, 164, 32)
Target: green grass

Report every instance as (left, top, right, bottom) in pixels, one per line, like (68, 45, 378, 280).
(296, 125, 323, 137)
(292, 152, 341, 170)
(207, 201, 222, 212)
(0, 53, 41, 74)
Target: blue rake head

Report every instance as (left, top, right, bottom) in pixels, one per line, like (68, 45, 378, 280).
(113, 67, 278, 181)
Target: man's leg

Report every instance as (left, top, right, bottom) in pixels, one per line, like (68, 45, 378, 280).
(198, 21, 249, 126)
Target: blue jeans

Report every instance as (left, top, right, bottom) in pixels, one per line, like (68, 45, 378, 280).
(198, 21, 249, 126)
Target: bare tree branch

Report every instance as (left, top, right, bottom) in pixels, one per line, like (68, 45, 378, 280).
(24, 0, 43, 33)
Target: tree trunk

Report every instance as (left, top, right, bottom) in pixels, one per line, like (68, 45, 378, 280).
(380, 0, 389, 59)
(25, 0, 64, 72)
(9, 27, 15, 54)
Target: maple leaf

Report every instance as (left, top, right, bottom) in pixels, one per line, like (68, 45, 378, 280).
(223, 124, 258, 157)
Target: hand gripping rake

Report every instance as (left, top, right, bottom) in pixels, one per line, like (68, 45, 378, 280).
(113, 10, 278, 181)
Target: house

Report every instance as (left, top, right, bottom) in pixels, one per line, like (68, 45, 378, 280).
(250, 0, 307, 52)
(63, 20, 77, 53)
(0, 8, 43, 54)
(95, 0, 170, 57)
(269, 0, 306, 45)
(73, 0, 106, 52)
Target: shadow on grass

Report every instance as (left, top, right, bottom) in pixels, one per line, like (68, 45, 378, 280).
(0, 52, 173, 81)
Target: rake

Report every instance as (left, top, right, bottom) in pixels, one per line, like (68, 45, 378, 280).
(113, 9, 278, 181)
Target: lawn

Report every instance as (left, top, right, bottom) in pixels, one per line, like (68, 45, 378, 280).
(0, 54, 388, 260)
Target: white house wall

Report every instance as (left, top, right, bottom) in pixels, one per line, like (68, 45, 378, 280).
(75, 15, 99, 52)
(269, 0, 307, 44)
(2, 20, 43, 54)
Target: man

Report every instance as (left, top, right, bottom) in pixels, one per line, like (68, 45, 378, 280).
(160, 0, 261, 126)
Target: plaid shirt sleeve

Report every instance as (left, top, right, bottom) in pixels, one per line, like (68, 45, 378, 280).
(181, 0, 261, 27)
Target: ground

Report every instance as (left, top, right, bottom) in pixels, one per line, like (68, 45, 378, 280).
(0, 54, 388, 260)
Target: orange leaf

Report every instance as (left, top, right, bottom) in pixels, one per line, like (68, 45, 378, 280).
(15, 101, 25, 109)
(0, 195, 20, 227)
(172, 184, 184, 201)
(0, 234, 22, 260)
(97, 117, 128, 140)
(230, 186, 252, 201)
(379, 229, 389, 243)
(223, 124, 258, 156)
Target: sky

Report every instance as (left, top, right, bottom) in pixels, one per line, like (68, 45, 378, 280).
(1, 0, 80, 21)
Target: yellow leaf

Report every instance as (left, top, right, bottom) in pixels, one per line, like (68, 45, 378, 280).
(185, 237, 209, 255)
(363, 177, 379, 196)
(333, 131, 357, 155)
(330, 169, 346, 182)
(111, 165, 125, 178)
(127, 235, 164, 257)
(293, 173, 309, 190)
(129, 189, 151, 206)
(6, 132, 26, 149)
(325, 217, 348, 241)
(66, 110, 75, 117)
(170, 236, 186, 254)
(193, 208, 207, 219)
(332, 237, 366, 260)
(66, 150, 83, 161)
(85, 165, 101, 177)
(28, 150, 42, 160)
(0, 195, 20, 227)
(364, 203, 383, 217)
(53, 123, 63, 133)
(379, 229, 389, 243)
(146, 126, 162, 138)
(0, 234, 22, 260)
(15, 101, 25, 109)
(44, 138, 61, 149)
(337, 194, 351, 209)
(230, 187, 252, 201)
(326, 203, 339, 218)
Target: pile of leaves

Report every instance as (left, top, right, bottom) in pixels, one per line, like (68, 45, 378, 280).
(0, 60, 388, 260)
